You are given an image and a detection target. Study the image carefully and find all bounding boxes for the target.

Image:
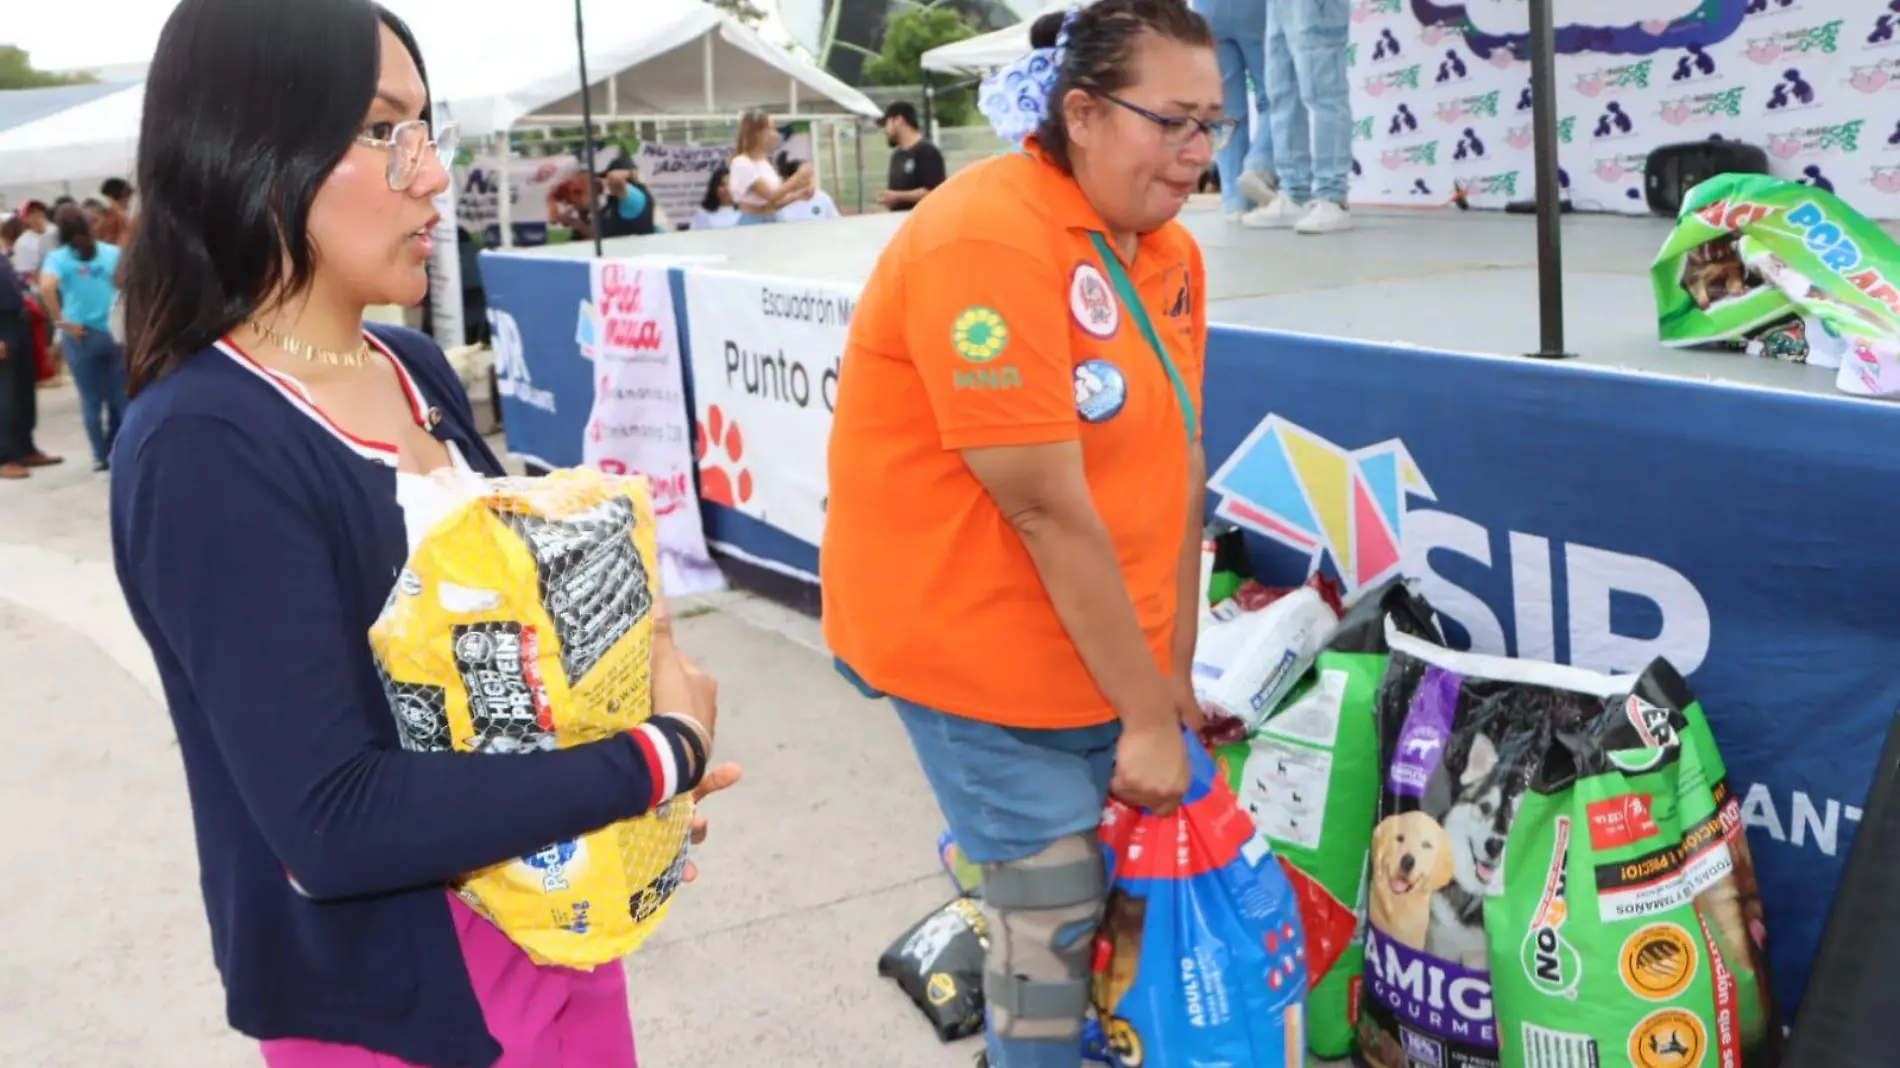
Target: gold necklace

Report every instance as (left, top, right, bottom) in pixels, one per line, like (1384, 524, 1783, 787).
(250, 321, 373, 368)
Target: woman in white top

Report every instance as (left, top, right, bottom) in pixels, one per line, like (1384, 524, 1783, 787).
(727, 109, 816, 226)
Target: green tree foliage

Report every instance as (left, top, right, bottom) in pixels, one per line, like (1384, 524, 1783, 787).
(0, 47, 95, 90)
(708, 0, 770, 28)
(861, 6, 980, 126)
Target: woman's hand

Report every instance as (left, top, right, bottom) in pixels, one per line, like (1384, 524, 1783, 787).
(651, 599, 719, 745)
(681, 762, 742, 884)
(60, 321, 86, 339)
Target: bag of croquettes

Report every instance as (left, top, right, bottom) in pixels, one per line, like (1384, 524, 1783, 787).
(368, 468, 695, 969)
(1484, 657, 1782, 1068)
(1092, 732, 1307, 1068)
(1217, 579, 1442, 1060)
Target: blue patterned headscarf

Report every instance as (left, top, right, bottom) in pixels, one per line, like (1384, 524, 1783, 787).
(978, 10, 1079, 145)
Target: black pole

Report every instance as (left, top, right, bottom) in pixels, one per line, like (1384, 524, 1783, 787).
(1525, 0, 1571, 358)
(922, 72, 935, 140)
(575, 0, 603, 258)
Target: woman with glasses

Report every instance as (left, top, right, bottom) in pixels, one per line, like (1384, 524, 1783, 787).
(821, 2, 1224, 1065)
(109, 2, 737, 1066)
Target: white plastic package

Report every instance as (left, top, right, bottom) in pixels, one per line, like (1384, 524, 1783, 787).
(1191, 586, 1339, 730)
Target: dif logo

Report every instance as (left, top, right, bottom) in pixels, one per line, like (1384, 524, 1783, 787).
(1208, 416, 1711, 674)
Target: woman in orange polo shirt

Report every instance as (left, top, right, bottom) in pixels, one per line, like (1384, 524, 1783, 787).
(820, 3, 1230, 1065)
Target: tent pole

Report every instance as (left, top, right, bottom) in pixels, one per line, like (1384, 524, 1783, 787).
(574, 0, 603, 258)
(496, 134, 514, 249)
(1525, 0, 1570, 358)
(922, 72, 936, 142)
(704, 34, 716, 112)
(854, 118, 866, 215)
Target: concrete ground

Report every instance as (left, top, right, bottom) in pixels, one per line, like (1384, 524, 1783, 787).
(0, 383, 983, 1068)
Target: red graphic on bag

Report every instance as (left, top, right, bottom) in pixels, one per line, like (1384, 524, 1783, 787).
(1587, 793, 1661, 851)
(1279, 858, 1355, 986)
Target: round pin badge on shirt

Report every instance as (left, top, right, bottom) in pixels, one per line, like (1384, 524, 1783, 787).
(1069, 262, 1120, 339)
(1073, 359, 1128, 423)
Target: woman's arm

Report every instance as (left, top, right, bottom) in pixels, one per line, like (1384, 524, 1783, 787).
(118, 415, 708, 901)
(1170, 443, 1206, 724)
(38, 272, 70, 334)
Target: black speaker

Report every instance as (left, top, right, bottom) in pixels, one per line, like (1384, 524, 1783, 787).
(1644, 140, 1770, 216)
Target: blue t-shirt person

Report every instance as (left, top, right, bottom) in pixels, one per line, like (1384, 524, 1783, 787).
(42, 242, 122, 331)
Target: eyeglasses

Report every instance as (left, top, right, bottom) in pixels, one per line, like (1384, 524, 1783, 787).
(1099, 93, 1238, 152)
(356, 119, 460, 191)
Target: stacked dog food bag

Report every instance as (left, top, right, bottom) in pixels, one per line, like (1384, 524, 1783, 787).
(1360, 624, 1782, 1068)
(369, 468, 695, 968)
(1216, 580, 1441, 1061)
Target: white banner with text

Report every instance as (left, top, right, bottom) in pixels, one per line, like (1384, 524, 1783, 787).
(581, 261, 726, 597)
(682, 270, 856, 558)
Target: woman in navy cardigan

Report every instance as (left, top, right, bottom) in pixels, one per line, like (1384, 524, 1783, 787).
(107, 2, 740, 1065)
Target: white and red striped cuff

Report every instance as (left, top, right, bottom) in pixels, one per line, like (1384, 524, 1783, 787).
(627, 716, 706, 810)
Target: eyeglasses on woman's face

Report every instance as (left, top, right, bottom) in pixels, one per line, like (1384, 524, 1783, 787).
(1098, 93, 1238, 152)
(356, 119, 459, 191)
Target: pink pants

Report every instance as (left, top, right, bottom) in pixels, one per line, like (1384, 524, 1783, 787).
(260, 894, 638, 1068)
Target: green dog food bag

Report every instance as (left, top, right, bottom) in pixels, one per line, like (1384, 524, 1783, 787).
(1486, 659, 1783, 1068)
(1651, 172, 1900, 396)
(1217, 580, 1441, 1060)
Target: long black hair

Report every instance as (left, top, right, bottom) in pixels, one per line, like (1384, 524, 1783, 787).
(701, 165, 731, 213)
(1030, 0, 1214, 173)
(124, 0, 431, 396)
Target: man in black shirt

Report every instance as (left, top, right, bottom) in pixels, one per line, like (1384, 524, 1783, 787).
(0, 249, 58, 479)
(876, 102, 946, 212)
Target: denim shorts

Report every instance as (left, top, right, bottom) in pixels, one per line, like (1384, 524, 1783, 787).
(892, 698, 1121, 865)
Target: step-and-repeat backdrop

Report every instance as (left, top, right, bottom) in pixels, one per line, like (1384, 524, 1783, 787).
(1348, 0, 1900, 219)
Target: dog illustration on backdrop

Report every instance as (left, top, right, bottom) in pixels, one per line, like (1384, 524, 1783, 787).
(1427, 734, 1516, 968)
(1388, 104, 1419, 135)
(1681, 236, 1761, 310)
(1766, 68, 1815, 109)
(1370, 811, 1454, 951)
(1673, 44, 1716, 81)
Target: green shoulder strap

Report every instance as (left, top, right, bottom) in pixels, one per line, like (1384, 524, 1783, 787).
(1086, 231, 1197, 441)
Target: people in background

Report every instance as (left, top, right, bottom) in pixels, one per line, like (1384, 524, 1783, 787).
(1192, 0, 1279, 221)
(81, 198, 108, 229)
(730, 109, 816, 226)
(876, 101, 946, 212)
(95, 178, 136, 245)
(40, 206, 126, 472)
(776, 156, 840, 223)
(10, 200, 49, 280)
(111, 1, 738, 1065)
(822, 2, 1222, 1064)
(1252, 0, 1355, 233)
(599, 162, 658, 238)
(547, 169, 596, 241)
(0, 219, 60, 480)
(692, 164, 743, 230)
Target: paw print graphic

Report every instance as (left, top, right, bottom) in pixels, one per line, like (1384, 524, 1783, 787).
(695, 404, 753, 508)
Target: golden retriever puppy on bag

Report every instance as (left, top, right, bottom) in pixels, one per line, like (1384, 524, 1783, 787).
(1370, 811, 1455, 951)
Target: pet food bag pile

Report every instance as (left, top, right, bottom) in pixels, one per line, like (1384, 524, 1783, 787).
(1093, 733, 1308, 1068)
(1651, 172, 1900, 397)
(368, 468, 694, 969)
(1361, 624, 1781, 1068)
(1216, 579, 1442, 1060)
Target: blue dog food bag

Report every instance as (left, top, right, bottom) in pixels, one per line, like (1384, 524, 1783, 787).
(1092, 735, 1308, 1067)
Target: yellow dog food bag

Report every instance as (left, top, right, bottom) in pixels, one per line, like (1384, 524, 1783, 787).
(369, 468, 694, 969)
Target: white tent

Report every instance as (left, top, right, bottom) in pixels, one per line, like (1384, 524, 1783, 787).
(0, 5, 875, 190)
(431, 5, 878, 133)
(0, 82, 143, 190)
(922, 22, 1037, 77)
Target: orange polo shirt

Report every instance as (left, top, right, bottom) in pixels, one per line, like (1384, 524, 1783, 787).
(820, 146, 1207, 729)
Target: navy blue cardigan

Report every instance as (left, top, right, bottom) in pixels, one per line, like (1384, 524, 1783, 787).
(110, 325, 700, 1067)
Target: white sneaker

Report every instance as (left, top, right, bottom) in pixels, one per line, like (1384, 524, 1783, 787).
(1224, 210, 1247, 223)
(1295, 201, 1354, 234)
(1238, 170, 1278, 207)
(1242, 193, 1302, 229)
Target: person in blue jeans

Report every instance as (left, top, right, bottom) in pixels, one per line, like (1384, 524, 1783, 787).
(39, 207, 128, 470)
(1193, 0, 1279, 220)
(1249, 0, 1355, 234)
